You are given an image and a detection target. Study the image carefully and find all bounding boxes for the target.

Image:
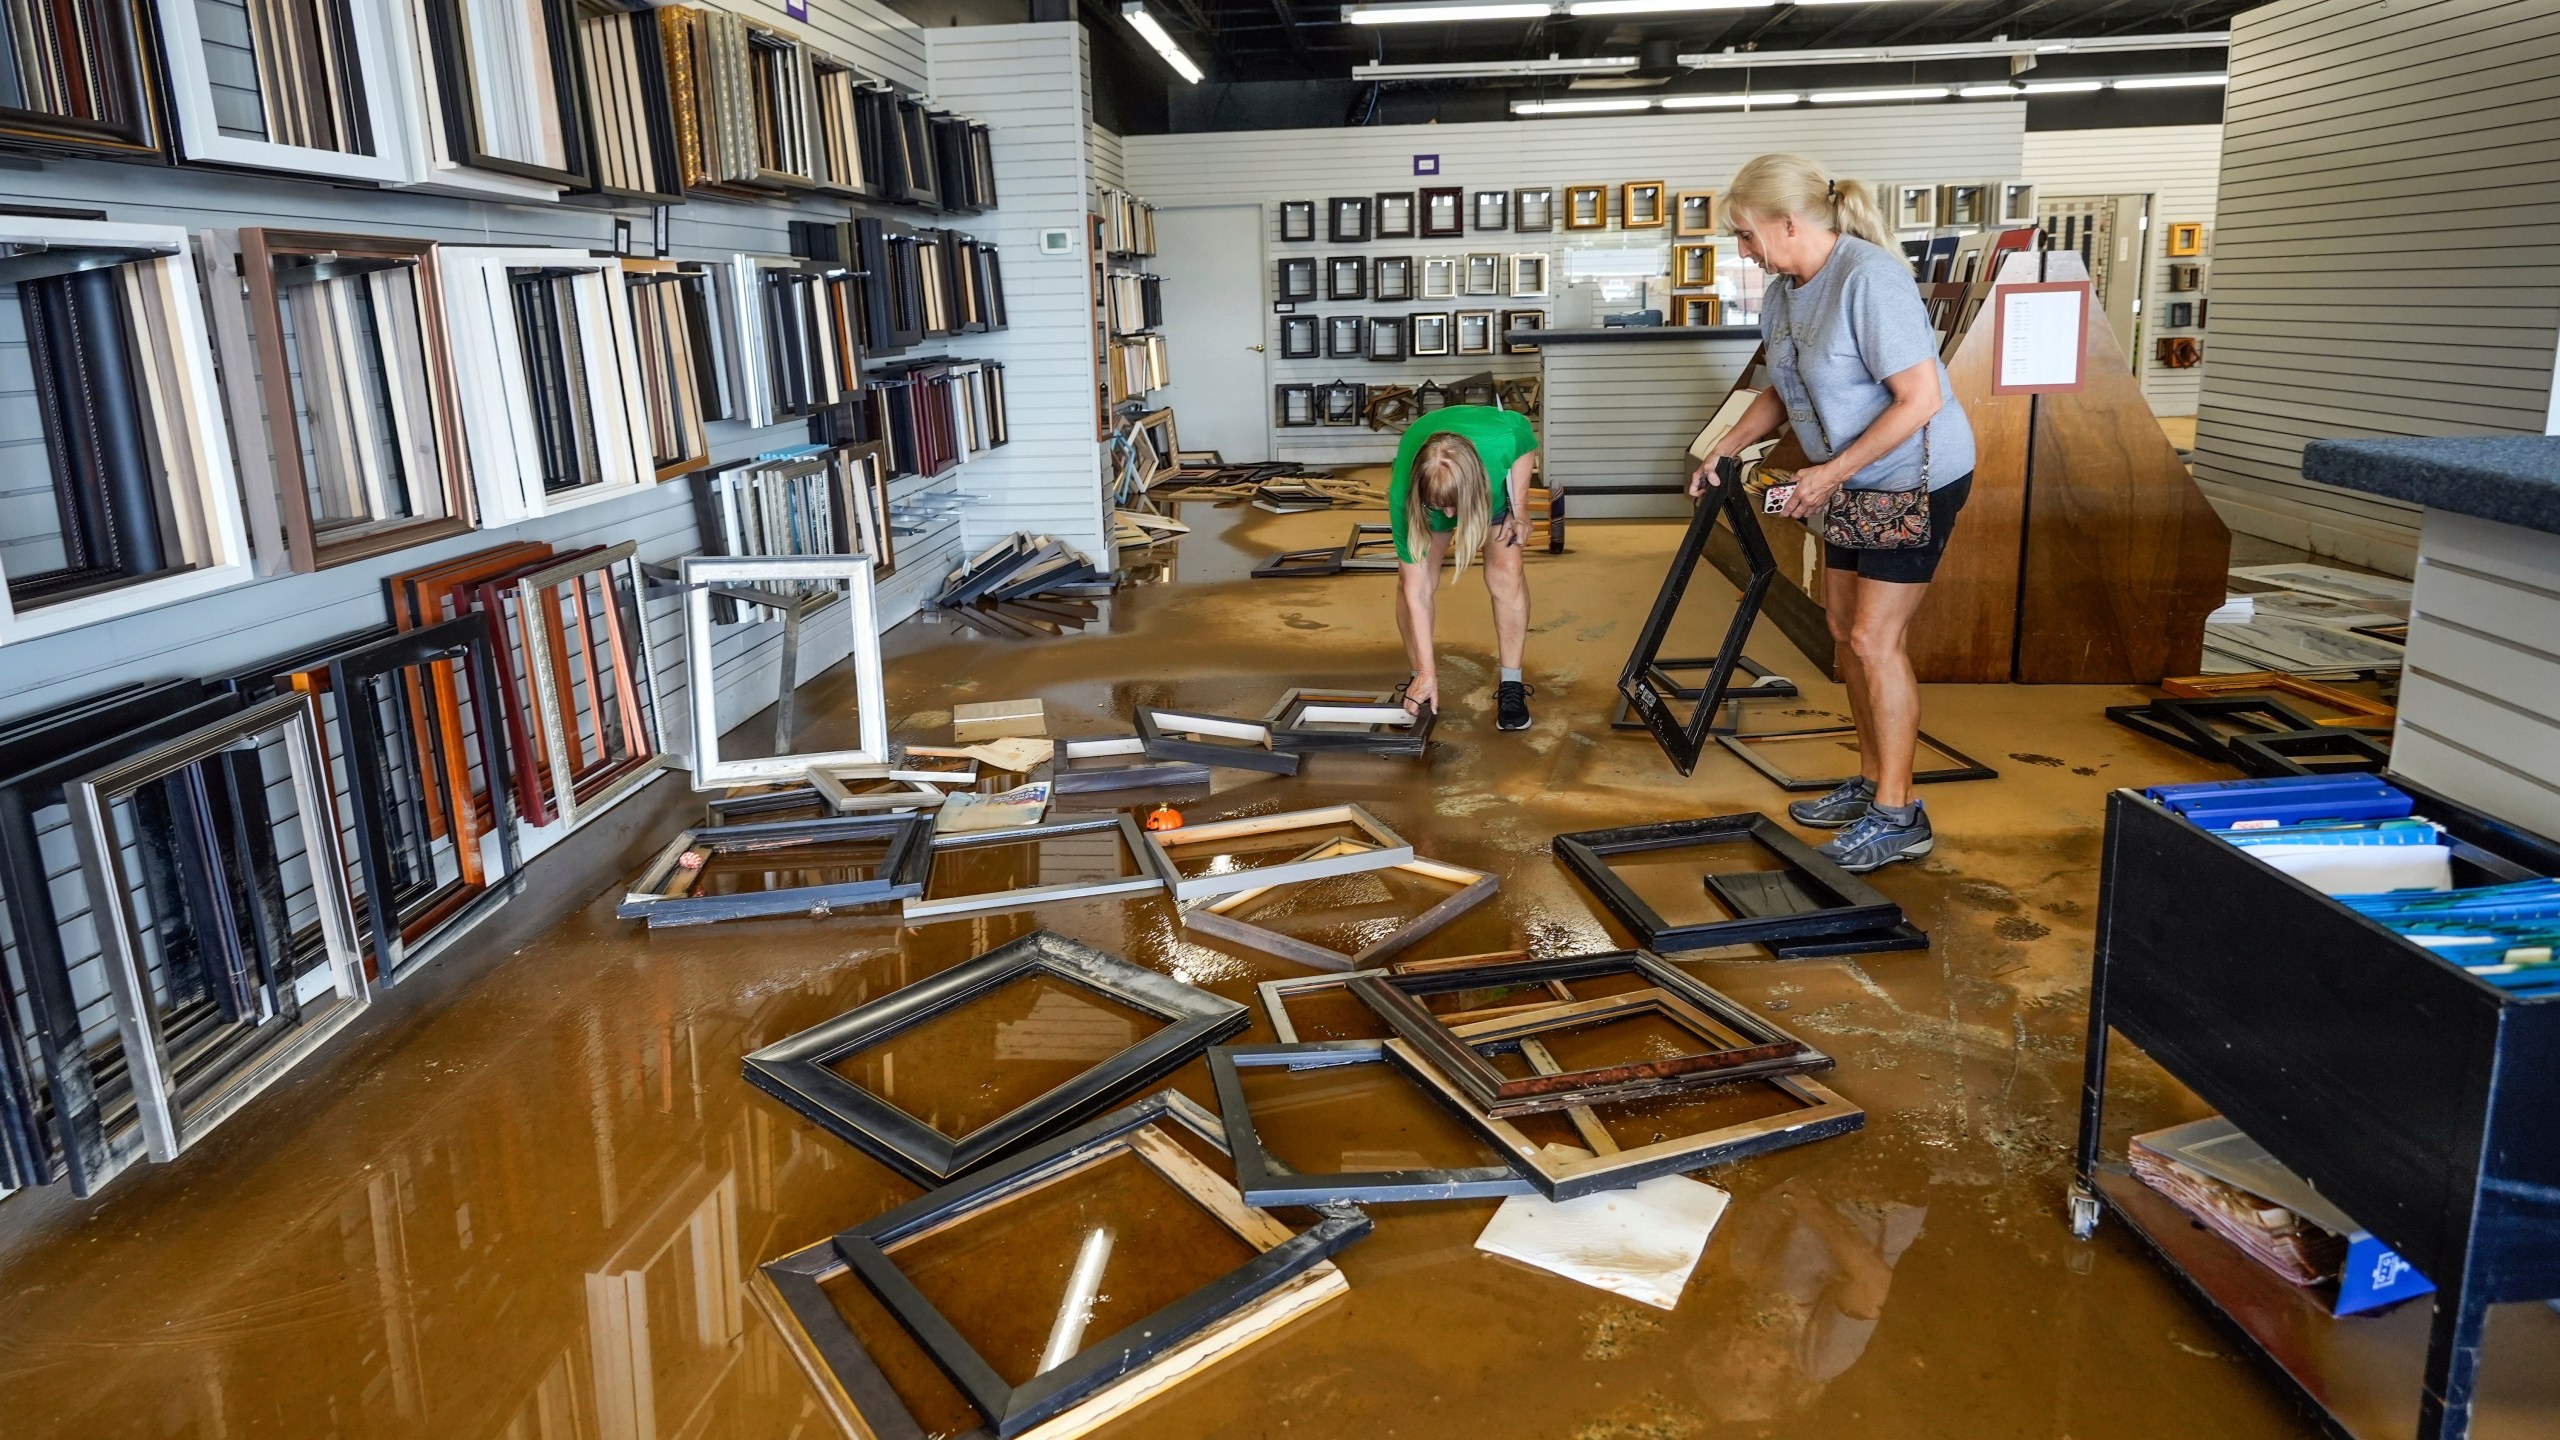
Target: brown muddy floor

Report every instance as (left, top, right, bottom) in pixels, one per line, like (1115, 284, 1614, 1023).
(0, 503, 2482, 1439)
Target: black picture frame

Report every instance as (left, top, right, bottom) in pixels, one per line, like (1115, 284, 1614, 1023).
(1715, 725, 1999, 792)
(1419, 186, 1464, 238)
(1619, 466, 1775, 774)
(2229, 728, 2392, 779)
(1368, 315, 1406, 362)
(1278, 200, 1316, 242)
(1327, 255, 1367, 301)
(1275, 383, 1317, 426)
(1554, 813, 1905, 953)
(1374, 191, 1416, 238)
(1513, 187, 1555, 233)
(1208, 1041, 1537, 1205)
(615, 813, 933, 926)
(1327, 195, 1370, 243)
(1280, 314, 1320, 358)
(1473, 190, 1509, 231)
(2107, 696, 2323, 767)
(1253, 547, 1345, 578)
(1374, 255, 1414, 303)
(743, 931, 1245, 1185)
(832, 1091, 1372, 1437)
(1606, 656, 1799, 733)
(1276, 256, 1317, 302)
(1319, 379, 1365, 426)
(1326, 315, 1365, 358)
(1268, 694, 1435, 755)
(1135, 707, 1303, 775)
(1346, 949, 1832, 1117)
(1501, 308, 1546, 353)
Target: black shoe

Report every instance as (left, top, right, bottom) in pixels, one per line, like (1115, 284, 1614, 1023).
(1496, 680, 1534, 731)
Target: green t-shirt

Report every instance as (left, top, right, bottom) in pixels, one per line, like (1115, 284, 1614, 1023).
(1387, 406, 1539, 563)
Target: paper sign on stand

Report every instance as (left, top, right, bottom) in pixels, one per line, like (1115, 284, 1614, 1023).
(1991, 280, 2092, 394)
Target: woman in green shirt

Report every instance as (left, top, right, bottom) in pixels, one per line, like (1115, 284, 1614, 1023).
(1390, 405, 1539, 731)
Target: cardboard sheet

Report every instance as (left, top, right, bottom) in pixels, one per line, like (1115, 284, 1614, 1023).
(1475, 1157, 1732, 1311)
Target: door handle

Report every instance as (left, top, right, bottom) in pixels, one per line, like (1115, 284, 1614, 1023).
(1249, 344, 1265, 353)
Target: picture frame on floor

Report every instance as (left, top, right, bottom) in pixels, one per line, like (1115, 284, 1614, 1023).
(1182, 840, 1490, 971)
(1714, 726, 1997, 792)
(1618, 467, 1776, 775)
(681, 555, 887, 787)
(1553, 814, 1905, 952)
(1209, 1042, 1538, 1205)
(1144, 803, 1413, 904)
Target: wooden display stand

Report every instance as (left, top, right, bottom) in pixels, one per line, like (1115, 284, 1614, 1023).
(1707, 249, 2227, 683)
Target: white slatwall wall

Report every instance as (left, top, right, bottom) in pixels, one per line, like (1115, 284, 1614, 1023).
(1543, 337, 1761, 512)
(1090, 125, 1126, 192)
(1121, 105, 2026, 465)
(2191, 0, 2560, 577)
(2394, 510, 2560, 841)
(2021, 125, 2223, 418)
(926, 24, 1110, 559)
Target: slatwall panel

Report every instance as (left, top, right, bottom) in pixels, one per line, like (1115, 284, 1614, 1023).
(2393, 509, 2560, 840)
(1121, 105, 2025, 465)
(2021, 125, 2223, 418)
(1543, 338, 1760, 515)
(2191, 0, 2560, 577)
(1089, 124, 1126, 192)
(925, 23, 1110, 559)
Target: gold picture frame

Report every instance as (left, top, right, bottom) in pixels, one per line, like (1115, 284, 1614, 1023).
(1563, 184, 1608, 230)
(1620, 181, 1667, 229)
(2167, 221, 2206, 256)
(1672, 243, 1715, 290)
(1673, 191, 1715, 236)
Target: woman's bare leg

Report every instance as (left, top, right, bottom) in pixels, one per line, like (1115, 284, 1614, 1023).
(1485, 513, 1529, 670)
(1845, 576, 1934, 808)
(1823, 567, 1878, 784)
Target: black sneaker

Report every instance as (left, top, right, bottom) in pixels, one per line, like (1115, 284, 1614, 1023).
(1818, 802, 1934, 874)
(1788, 777, 1876, 829)
(1496, 680, 1534, 731)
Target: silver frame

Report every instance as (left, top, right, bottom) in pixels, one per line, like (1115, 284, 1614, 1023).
(1463, 253, 1501, 297)
(684, 555, 887, 787)
(516, 541, 668, 830)
(1420, 257, 1458, 300)
(68, 693, 369, 1162)
(1508, 253, 1549, 298)
(902, 813, 1170, 921)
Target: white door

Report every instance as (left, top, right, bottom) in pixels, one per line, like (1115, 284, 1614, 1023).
(1151, 205, 1268, 462)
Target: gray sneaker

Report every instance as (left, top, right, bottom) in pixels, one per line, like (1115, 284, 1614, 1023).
(1818, 802, 1934, 873)
(1789, 777, 1877, 829)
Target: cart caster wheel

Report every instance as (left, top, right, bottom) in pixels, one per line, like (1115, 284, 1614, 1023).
(2069, 1182, 2101, 1239)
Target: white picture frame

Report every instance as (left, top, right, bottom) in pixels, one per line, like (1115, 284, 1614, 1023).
(684, 554, 888, 788)
(439, 245, 651, 523)
(151, 0, 416, 185)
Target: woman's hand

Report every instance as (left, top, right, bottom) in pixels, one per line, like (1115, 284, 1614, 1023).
(1780, 462, 1847, 519)
(1491, 511, 1529, 548)
(1403, 673, 1439, 713)
(1687, 449, 1733, 497)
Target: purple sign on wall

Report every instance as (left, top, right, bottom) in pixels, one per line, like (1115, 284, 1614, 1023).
(785, 0, 807, 18)
(1413, 155, 1440, 176)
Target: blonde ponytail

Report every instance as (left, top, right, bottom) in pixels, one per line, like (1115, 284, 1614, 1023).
(1409, 433, 1493, 582)
(1727, 154, 1894, 251)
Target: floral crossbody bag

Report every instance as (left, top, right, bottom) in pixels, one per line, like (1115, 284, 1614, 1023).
(1780, 284, 1933, 551)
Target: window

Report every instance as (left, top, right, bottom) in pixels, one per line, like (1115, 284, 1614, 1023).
(0, 219, 254, 643)
(437, 247, 649, 522)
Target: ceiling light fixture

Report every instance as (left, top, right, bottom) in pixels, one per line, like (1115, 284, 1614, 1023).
(1353, 54, 1639, 79)
(1345, 1, 1554, 23)
(1120, 3, 1203, 83)
(1565, 0, 1770, 15)
(1509, 96, 1657, 113)
(2020, 79, 2102, 93)
(2113, 73, 2230, 88)
(1658, 91, 1801, 107)
(1681, 31, 2225, 69)
(1958, 84, 2019, 98)
(1809, 85, 1950, 104)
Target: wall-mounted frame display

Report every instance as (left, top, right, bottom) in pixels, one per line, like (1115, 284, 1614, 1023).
(1375, 191, 1416, 238)
(1678, 295, 1723, 326)
(1278, 200, 1316, 241)
(1514, 186, 1554, 232)
(1328, 195, 1371, 243)
(1281, 314, 1319, 358)
(1374, 255, 1414, 302)
(571, 2, 687, 202)
(0, 0, 162, 160)
(1420, 256, 1457, 300)
(1473, 190, 1508, 231)
(1320, 379, 1364, 426)
(1275, 383, 1316, 425)
(1410, 312, 1451, 356)
(1894, 184, 1937, 229)
(621, 257, 733, 483)
(1673, 242, 1715, 289)
(1938, 182, 1990, 228)
(1462, 253, 1502, 297)
(150, 0, 408, 183)
(438, 246, 650, 524)
(1455, 310, 1495, 355)
(682, 554, 886, 787)
(1326, 315, 1366, 358)
(1277, 255, 1317, 301)
(1327, 254, 1367, 300)
(2156, 336, 2203, 368)
(1368, 314, 1407, 361)
(1420, 185, 1464, 237)
(2164, 301, 2196, 329)
(417, 0, 593, 191)
(1620, 181, 1667, 229)
(2169, 262, 2203, 291)
(1998, 182, 2039, 227)
(0, 218, 255, 644)
(1502, 309, 1545, 353)
(2167, 221, 2206, 256)
(1508, 252, 1549, 298)
(1564, 184, 1607, 230)
(510, 542, 663, 831)
(1674, 191, 1715, 236)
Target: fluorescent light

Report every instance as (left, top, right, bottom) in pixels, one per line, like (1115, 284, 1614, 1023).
(1959, 84, 2018, 98)
(1658, 91, 1801, 108)
(1354, 54, 1637, 79)
(1566, 0, 1768, 14)
(1510, 97, 1656, 114)
(1681, 31, 2226, 69)
(2114, 73, 2229, 88)
(1120, 4, 1203, 83)
(1810, 86, 1950, 104)
(2021, 79, 2102, 93)
(1346, 1, 1553, 23)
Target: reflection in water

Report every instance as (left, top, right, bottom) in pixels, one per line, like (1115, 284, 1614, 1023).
(829, 973, 1160, 1140)
(1038, 1227, 1117, 1375)
(1687, 1193, 1928, 1423)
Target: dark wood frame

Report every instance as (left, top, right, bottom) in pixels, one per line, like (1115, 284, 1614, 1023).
(1325, 314, 1365, 359)
(1620, 180, 1667, 229)
(742, 930, 1245, 1184)
(1274, 383, 1317, 426)
(1553, 813, 1904, 953)
(1346, 949, 1832, 1117)
(1280, 314, 1319, 358)
(1275, 255, 1316, 302)
(2228, 728, 2392, 779)
(615, 812, 931, 927)
(1501, 309, 1545, 353)
(1326, 195, 1370, 243)
(1326, 254, 1367, 301)
(1135, 707, 1303, 776)
(1715, 724, 1998, 792)
(1374, 190, 1416, 238)
(1367, 315, 1407, 362)
(1277, 200, 1315, 242)
(1512, 186, 1554, 233)
(1373, 254, 1414, 302)
(1472, 190, 1508, 231)
(1209, 1041, 1536, 1205)
(1418, 185, 1464, 237)
(1618, 464, 1775, 775)
(0, 0, 163, 159)
(831, 1089, 1370, 1437)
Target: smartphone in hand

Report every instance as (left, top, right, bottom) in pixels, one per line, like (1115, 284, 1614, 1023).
(1762, 482, 1797, 514)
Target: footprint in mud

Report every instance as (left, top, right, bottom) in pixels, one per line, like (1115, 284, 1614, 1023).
(1995, 916, 2052, 942)
(1530, 610, 1581, 634)
(2072, 765, 2102, 776)
(1956, 880, 2018, 912)
(1279, 612, 1326, 631)
(1576, 621, 1618, 642)
(2041, 898, 2086, 919)
(2009, 753, 2067, 768)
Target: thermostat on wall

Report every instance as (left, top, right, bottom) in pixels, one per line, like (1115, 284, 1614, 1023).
(1039, 228, 1076, 256)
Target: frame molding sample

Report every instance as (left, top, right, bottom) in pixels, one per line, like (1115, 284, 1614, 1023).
(1210, 1041, 1537, 1205)
(1041, 735, 1211, 794)
(831, 1090, 1369, 1436)
(1715, 725, 1997, 792)
(1618, 466, 1775, 774)
(742, 931, 1248, 1183)
(1673, 190, 1715, 236)
(1348, 949, 1831, 1117)
(437, 246, 651, 523)
(513, 542, 665, 828)
(1144, 803, 1412, 905)
(618, 811, 930, 926)
(684, 554, 887, 787)
(153, 0, 411, 183)
(1513, 186, 1554, 232)
(1182, 838, 1492, 972)
(903, 813, 1169, 921)
(1619, 181, 1667, 229)
(2160, 671, 2395, 729)
(1555, 813, 1904, 951)
(66, 692, 369, 1161)
(1134, 708, 1303, 777)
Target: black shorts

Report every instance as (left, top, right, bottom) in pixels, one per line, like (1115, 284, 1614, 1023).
(1823, 472, 1973, 585)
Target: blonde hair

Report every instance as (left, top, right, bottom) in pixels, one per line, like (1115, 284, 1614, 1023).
(1409, 432, 1492, 581)
(1725, 153, 1894, 252)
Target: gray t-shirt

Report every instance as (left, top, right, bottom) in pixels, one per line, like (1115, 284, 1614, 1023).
(1760, 235, 1975, 492)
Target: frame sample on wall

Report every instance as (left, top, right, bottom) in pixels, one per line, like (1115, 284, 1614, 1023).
(1419, 186, 1464, 238)
(1281, 313, 1320, 359)
(0, 217, 256, 643)
(1325, 314, 1365, 359)
(1620, 181, 1667, 228)
(1554, 813, 1905, 952)
(1374, 190, 1415, 238)
(1274, 383, 1316, 425)
(741, 931, 1248, 1184)
(0, 0, 162, 160)
(565, 1, 685, 202)
(1674, 191, 1715, 236)
(728, 253, 859, 425)
(1502, 309, 1545, 352)
(682, 554, 887, 788)
(1373, 255, 1413, 302)
(1673, 243, 1715, 290)
(622, 257, 733, 481)
(1143, 803, 1412, 905)
(1326, 254, 1367, 301)
(1327, 195, 1370, 243)
(1418, 256, 1457, 300)
(1347, 950, 1832, 1117)
(437, 246, 650, 523)
(1563, 184, 1607, 230)
(1472, 190, 1508, 231)
(65, 693, 369, 1163)
(1462, 253, 1501, 297)
(617, 811, 931, 926)
(902, 813, 1168, 921)
(1998, 182, 2039, 227)
(1209, 1041, 1537, 1205)
(1276, 255, 1316, 302)
(224, 229, 472, 573)
(1513, 186, 1554, 233)
(1367, 315, 1406, 362)
(1508, 252, 1549, 298)
(1894, 184, 1937, 229)
(416, 0, 593, 190)
(150, 0, 409, 183)
(1617, 469, 1774, 774)
(830, 1090, 1370, 1437)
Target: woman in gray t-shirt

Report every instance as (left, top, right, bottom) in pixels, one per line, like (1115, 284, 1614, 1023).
(1690, 153, 1977, 875)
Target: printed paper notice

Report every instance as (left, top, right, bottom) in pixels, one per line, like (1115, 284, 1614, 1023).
(1993, 283, 2089, 393)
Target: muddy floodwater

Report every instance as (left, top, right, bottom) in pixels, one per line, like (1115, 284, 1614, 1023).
(1, 502, 2506, 1439)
